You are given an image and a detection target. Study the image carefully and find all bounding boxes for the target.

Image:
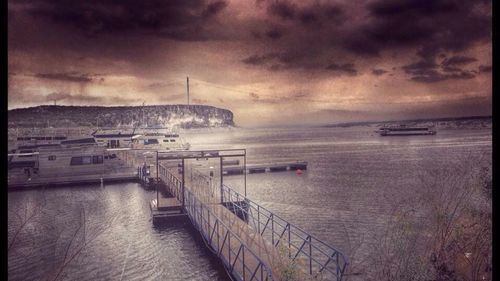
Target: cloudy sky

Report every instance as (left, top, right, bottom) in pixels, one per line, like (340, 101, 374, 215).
(8, 0, 491, 126)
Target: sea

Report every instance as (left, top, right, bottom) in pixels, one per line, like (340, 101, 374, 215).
(8, 126, 492, 280)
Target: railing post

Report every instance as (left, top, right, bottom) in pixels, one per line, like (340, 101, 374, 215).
(182, 159, 185, 210)
(156, 151, 159, 209)
(271, 214, 274, 245)
(257, 205, 260, 234)
(228, 233, 231, 266)
(288, 224, 291, 258)
(309, 236, 312, 275)
(242, 246, 246, 281)
(220, 156, 223, 204)
(336, 252, 340, 281)
(243, 150, 247, 197)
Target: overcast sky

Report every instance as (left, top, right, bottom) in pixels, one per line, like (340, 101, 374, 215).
(8, 0, 491, 126)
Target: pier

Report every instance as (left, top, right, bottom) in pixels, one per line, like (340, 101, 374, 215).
(119, 148, 347, 281)
(7, 146, 345, 280)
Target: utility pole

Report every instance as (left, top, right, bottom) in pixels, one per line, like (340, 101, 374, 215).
(186, 76, 190, 105)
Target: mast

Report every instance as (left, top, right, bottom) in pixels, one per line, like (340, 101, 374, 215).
(186, 76, 190, 106)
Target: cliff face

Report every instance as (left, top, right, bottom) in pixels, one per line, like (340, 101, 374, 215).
(8, 105, 235, 128)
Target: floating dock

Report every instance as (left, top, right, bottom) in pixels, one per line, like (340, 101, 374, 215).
(223, 161, 307, 175)
(8, 171, 137, 189)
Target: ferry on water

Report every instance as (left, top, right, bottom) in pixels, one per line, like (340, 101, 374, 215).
(378, 124, 437, 136)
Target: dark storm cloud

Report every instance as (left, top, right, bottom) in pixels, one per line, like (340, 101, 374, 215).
(402, 60, 439, 73)
(17, 91, 137, 105)
(242, 53, 280, 66)
(479, 65, 492, 73)
(248, 0, 490, 75)
(267, 1, 296, 20)
(35, 72, 96, 83)
(22, 0, 228, 40)
(242, 52, 318, 71)
(372, 69, 388, 76)
(265, 28, 284, 39)
(326, 63, 357, 75)
(346, 0, 490, 57)
(441, 55, 477, 66)
(402, 58, 477, 83)
(409, 69, 475, 83)
(266, 1, 345, 26)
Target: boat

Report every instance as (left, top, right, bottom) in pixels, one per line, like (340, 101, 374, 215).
(92, 128, 190, 150)
(8, 137, 108, 179)
(378, 124, 437, 136)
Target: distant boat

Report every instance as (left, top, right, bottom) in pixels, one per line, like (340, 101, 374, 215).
(377, 124, 437, 136)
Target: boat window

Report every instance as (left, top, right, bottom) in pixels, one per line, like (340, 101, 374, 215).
(92, 155, 103, 164)
(82, 156, 92, 165)
(48, 155, 56, 161)
(163, 140, 169, 142)
(170, 139, 176, 142)
(70, 157, 83, 165)
(144, 139, 159, 145)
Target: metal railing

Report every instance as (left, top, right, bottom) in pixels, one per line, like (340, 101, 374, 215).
(221, 184, 348, 281)
(184, 187, 273, 281)
(159, 166, 348, 281)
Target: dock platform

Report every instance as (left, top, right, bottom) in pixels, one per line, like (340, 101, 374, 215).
(150, 197, 187, 225)
(223, 161, 307, 175)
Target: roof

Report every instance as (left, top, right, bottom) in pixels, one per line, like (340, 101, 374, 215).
(60, 138, 97, 145)
(93, 134, 138, 138)
(18, 144, 60, 150)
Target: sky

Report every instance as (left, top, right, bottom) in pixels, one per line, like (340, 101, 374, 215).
(8, 0, 492, 126)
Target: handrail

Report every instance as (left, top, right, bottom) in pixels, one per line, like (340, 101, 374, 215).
(220, 184, 348, 280)
(183, 187, 274, 280)
(160, 165, 348, 281)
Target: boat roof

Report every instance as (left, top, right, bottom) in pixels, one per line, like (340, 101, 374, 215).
(17, 144, 61, 150)
(92, 129, 139, 138)
(61, 138, 97, 145)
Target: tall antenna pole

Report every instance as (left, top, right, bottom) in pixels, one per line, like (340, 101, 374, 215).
(186, 76, 190, 105)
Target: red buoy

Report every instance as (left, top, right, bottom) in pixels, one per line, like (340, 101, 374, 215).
(296, 169, 302, 175)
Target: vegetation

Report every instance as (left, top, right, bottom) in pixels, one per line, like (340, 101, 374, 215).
(358, 153, 492, 281)
(8, 105, 234, 129)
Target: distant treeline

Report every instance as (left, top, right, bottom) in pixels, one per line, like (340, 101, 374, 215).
(8, 105, 235, 128)
(324, 115, 492, 128)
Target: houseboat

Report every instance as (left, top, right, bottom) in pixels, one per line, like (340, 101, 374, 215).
(93, 128, 190, 150)
(8, 137, 109, 180)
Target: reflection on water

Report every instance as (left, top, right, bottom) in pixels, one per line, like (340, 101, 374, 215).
(8, 127, 491, 280)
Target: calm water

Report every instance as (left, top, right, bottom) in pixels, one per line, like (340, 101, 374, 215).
(8, 126, 491, 280)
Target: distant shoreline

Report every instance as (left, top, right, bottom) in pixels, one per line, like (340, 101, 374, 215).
(321, 115, 492, 128)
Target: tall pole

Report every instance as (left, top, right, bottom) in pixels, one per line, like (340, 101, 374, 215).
(156, 150, 159, 208)
(186, 76, 190, 105)
(182, 159, 185, 211)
